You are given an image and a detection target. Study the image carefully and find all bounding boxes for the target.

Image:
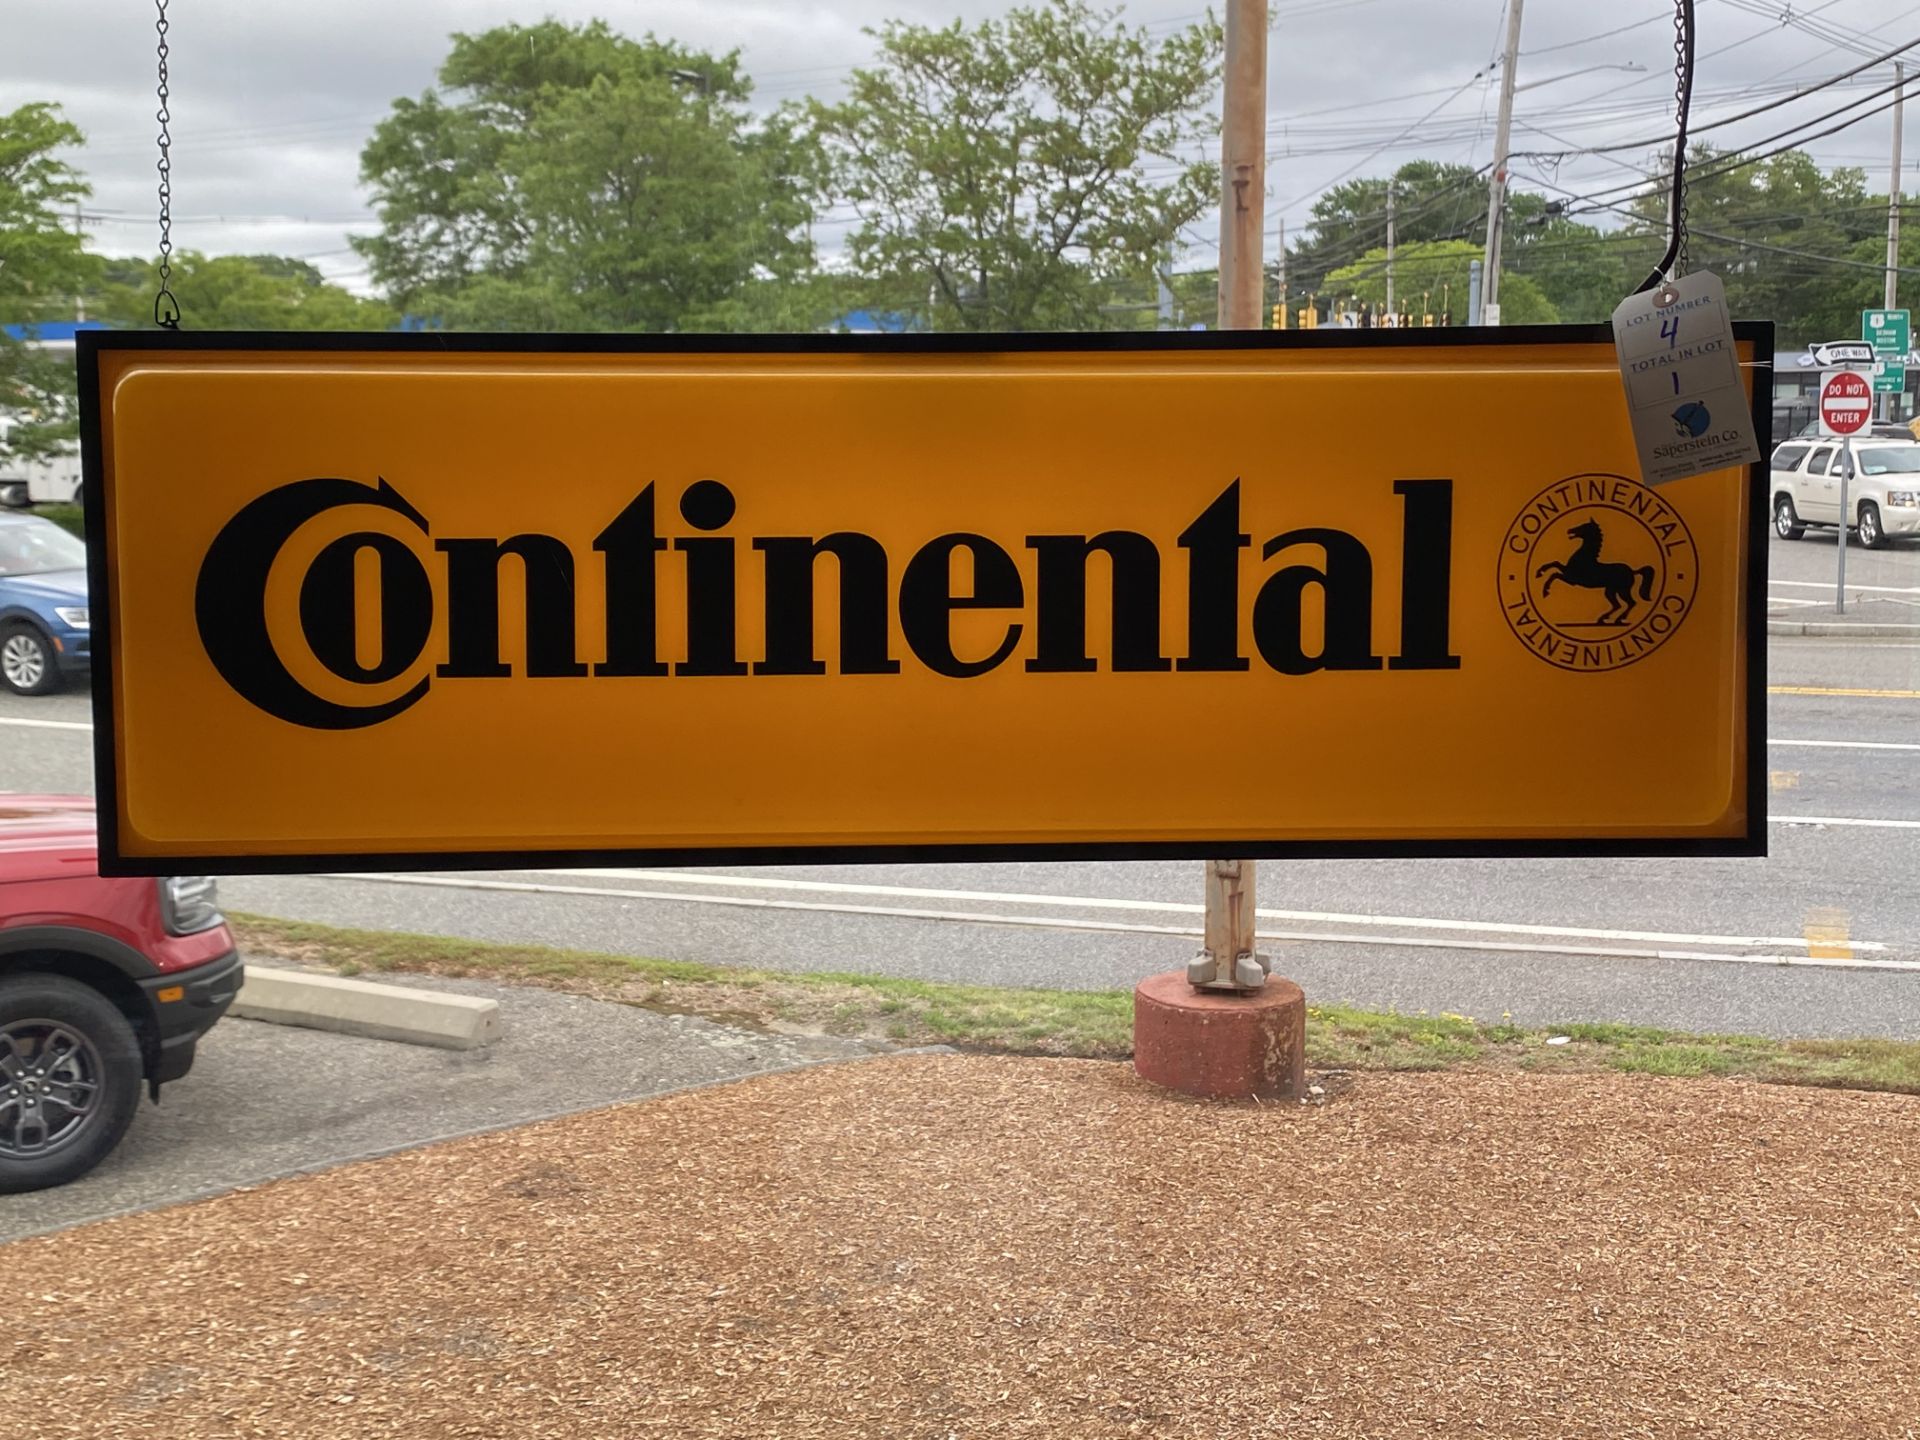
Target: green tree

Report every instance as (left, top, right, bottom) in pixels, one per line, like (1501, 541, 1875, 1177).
(812, 0, 1223, 331)
(88, 253, 397, 331)
(1323, 239, 1559, 324)
(1627, 147, 1881, 346)
(0, 103, 97, 465)
(1504, 214, 1644, 323)
(356, 20, 820, 331)
(1282, 161, 1488, 298)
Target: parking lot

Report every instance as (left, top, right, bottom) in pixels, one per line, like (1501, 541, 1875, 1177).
(0, 964, 880, 1242)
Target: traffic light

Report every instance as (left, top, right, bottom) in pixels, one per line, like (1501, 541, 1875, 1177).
(1271, 303, 1287, 330)
(1297, 303, 1318, 329)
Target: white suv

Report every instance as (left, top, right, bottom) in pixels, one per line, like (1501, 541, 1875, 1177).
(1770, 436, 1920, 549)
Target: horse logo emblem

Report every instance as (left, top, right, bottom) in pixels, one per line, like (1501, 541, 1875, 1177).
(1497, 474, 1697, 672)
(1535, 519, 1656, 626)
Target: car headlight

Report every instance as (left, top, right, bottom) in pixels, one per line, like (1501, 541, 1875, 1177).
(1885, 490, 1919, 507)
(52, 606, 89, 629)
(158, 875, 224, 935)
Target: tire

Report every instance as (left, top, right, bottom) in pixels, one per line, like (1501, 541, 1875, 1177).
(0, 974, 144, 1193)
(0, 482, 27, 509)
(1773, 494, 1806, 540)
(1858, 501, 1888, 550)
(0, 622, 61, 696)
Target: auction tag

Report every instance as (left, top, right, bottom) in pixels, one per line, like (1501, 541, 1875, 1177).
(1610, 270, 1761, 486)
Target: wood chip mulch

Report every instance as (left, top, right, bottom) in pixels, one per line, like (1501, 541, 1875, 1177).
(7, 1055, 1920, 1439)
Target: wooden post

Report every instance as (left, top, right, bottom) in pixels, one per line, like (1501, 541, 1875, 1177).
(1215, 0, 1268, 331)
(1192, 0, 1269, 992)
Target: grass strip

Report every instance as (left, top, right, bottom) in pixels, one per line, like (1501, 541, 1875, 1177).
(33, 502, 83, 536)
(230, 914, 1920, 1094)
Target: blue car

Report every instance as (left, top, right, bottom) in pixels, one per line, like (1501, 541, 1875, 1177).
(0, 514, 90, 695)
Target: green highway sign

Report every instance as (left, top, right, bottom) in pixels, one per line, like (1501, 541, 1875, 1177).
(1864, 308, 1910, 394)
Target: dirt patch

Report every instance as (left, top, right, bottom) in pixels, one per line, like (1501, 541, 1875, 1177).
(9, 1056, 1920, 1438)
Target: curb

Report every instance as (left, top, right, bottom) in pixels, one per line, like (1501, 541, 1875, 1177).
(232, 966, 503, 1050)
(1767, 620, 1920, 637)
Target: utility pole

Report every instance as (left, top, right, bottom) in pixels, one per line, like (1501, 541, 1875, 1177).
(1216, 0, 1267, 331)
(1192, 0, 1269, 994)
(1277, 217, 1287, 327)
(1888, 62, 1906, 420)
(1889, 62, 1905, 316)
(1480, 0, 1525, 326)
(1385, 185, 1397, 321)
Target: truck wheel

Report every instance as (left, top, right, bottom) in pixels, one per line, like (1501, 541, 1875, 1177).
(1858, 502, 1888, 550)
(1773, 494, 1805, 540)
(0, 623, 61, 695)
(0, 482, 27, 509)
(0, 975, 144, 1193)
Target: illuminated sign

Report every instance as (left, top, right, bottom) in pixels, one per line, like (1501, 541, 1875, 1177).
(79, 328, 1769, 873)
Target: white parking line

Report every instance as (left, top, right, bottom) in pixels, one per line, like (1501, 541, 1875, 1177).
(0, 715, 92, 732)
(1771, 578, 1920, 595)
(1772, 738, 1920, 751)
(535, 866, 1890, 952)
(320, 870, 1920, 973)
(1772, 814, 1920, 829)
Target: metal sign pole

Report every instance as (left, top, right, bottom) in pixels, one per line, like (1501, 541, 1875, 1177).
(1838, 435, 1852, 613)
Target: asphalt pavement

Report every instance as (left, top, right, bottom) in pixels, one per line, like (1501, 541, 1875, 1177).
(1767, 522, 1920, 630)
(0, 965, 883, 1242)
(4, 534, 1919, 1042)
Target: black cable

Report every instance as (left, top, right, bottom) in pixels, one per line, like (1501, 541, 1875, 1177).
(1639, 0, 1696, 291)
(1514, 39, 1918, 161)
(1539, 76, 1909, 208)
(1554, 88, 1914, 219)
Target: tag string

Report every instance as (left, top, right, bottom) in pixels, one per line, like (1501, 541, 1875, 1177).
(1637, 0, 1696, 295)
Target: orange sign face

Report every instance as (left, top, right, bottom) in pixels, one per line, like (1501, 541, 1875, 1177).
(79, 329, 1769, 874)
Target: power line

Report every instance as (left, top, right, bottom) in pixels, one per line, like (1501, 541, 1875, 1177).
(1513, 168, 1920, 275)
(1719, 0, 1882, 62)
(1515, 33, 1920, 160)
(1538, 83, 1913, 212)
(1265, 73, 1488, 222)
(1521, 10, 1673, 58)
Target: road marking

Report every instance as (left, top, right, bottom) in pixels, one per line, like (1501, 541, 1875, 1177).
(1769, 686, 1920, 699)
(533, 866, 1893, 953)
(1769, 770, 1800, 791)
(1805, 907, 1853, 961)
(317, 871, 1920, 973)
(1771, 578, 1920, 595)
(1774, 641, 1920, 649)
(0, 715, 92, 732)
(1773, 814, 1920, 829)
(1773, 738, 1920, 751)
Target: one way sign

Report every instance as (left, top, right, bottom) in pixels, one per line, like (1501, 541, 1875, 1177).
(1809, 340, 1876, 368)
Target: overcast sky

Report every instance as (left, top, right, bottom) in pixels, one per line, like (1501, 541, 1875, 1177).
(5, 0, 1917, 296)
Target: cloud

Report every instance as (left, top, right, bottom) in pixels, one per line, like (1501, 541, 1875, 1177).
(3, 0, 1911, 299)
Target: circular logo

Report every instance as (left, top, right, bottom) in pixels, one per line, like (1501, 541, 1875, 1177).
(1497, 473, 1697, 672)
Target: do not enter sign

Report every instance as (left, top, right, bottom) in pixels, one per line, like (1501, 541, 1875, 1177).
(1819, 367, 1873, 437)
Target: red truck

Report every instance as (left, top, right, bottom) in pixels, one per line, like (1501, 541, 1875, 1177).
(0, 794, 241, 1191)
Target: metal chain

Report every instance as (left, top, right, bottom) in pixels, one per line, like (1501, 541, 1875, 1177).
(1636, 0, 1695, 294)
(1670, 0, 1691, 275)
(153, 0, 179, 329)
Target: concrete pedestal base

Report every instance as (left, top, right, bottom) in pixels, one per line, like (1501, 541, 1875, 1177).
(1132, 970, 1307, 1101)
